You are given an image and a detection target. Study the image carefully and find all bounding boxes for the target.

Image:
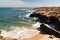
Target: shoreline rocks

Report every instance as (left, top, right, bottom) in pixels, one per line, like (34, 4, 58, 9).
(40, 23, 60, 38)
(30, 7, 60, 38)
(30, 8, 60, 24)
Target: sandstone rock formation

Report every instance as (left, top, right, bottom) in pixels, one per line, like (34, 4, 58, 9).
(30, 7, 60, 24)
(30, 7, 60, 38)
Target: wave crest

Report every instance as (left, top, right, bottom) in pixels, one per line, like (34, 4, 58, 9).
(0, 26, 39, 39)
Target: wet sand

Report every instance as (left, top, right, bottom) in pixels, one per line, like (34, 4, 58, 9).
(2, 34, 59, 40)
(21, 34, 59, 40)
(0, 26, 59, 40)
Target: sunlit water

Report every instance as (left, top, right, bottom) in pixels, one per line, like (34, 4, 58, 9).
(0, 8, 55, 39)
(0, 8, 36, 30)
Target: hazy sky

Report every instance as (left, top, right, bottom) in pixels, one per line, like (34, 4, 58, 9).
(0, 0, 60, 7)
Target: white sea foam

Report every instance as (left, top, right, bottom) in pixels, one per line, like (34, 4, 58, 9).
(18, 15, 21, 18)
(25, 13, 31, 18)
(0, 27, 39, 39)
(25, 10, 36, 18)
(32, 22, 41, 29)
(20, 21, 28, 24)
(22, 18, 29, 21)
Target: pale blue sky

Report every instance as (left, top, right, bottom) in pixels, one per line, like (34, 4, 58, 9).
(0, 0, 60, 7)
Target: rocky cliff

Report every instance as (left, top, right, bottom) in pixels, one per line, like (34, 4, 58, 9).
(30, 7, 60, 23)
(30, 7, 60, 38)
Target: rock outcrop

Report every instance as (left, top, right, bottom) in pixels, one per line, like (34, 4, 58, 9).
(30, 7, 60, 38)
(30, 7, 60, 24)
(40, 23, 60, 38)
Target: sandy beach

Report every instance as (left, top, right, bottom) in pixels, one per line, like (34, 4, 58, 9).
(0, 7, 60, 40)
(21, 34, 59, 40)
(0, 34, 59, 40)
(0, 26, 59, 40)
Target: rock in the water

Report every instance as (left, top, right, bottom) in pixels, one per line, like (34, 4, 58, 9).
(30, 7, 60, 34)
(30, 7, 60, 24)
(54, 24, 60, 31)
(40, 23, 60, 38)
(49, 16, 59, 24)
(30, 13, 49, 23)
(0, 31, 1, 34)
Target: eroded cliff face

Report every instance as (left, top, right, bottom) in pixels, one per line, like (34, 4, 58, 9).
(30, 7, 60, 24)
(30, 7, 60, 37)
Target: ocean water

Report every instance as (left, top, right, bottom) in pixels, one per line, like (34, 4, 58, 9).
(0, 8, 40, 39)
(0, 8, 36, 30)
(0, 8, 55, 39)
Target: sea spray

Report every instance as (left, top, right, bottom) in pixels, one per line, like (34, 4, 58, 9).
(0, 27, 39, 39)
(0, 8, 40, 39)
(25, 9, 36, 18)
(32, 22, 41, 29)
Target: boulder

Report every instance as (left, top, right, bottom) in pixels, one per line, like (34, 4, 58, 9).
(54, 24, 60, 31)
(39, 23, 60, 38)
(0, 31, 1, 34)
(30, 13, 49, 24)
(49, 16, 59, 24)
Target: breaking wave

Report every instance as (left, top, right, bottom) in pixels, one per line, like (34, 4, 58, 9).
(0, 8, 40, 39)
(0, 26, 39, 39)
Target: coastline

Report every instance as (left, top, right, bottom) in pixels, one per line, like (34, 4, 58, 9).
(0, 23, 59, 40)
(0, 7, 60, 40)
(0, 33, 59, 40)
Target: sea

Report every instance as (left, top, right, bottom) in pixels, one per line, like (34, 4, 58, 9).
(0, 7, 37, 30)
(0, 7, 55, 39)
(0, 7, 41, 39)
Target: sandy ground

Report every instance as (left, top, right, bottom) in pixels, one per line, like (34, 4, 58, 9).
(0, 34, 59, 40)
(2, 34, 59, 40)
(0, 26, 59, 40)
(21, 34, 59, 40)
